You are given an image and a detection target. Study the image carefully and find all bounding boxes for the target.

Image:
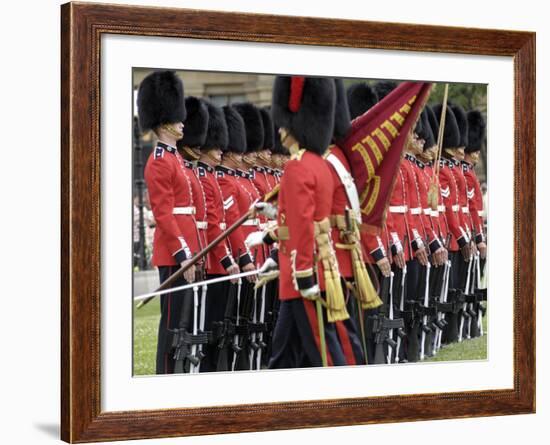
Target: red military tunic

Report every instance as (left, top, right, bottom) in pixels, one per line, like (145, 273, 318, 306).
(386, 160, 422, 261)
(264, 167, 278, 191)
(277, 150, 334, 299)
(182, 159, 208, 265)
(235, 168, 266, 266)
(196, 161, 234, 275)
(250, 166, 270, 197)
(423, 161, 449, 246)
(215, 165, 254, 267)
(407, 155, 444, 254)
(144, 142, 201, 266)
(451, 159, 472, 239)
(462, 161, 486, 244)
(439, 158, 469, 252)
(361, 230, 388, 265)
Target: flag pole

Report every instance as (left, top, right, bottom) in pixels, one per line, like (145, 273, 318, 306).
(434, 83, 449, 178)
(428, 83, 449, 209)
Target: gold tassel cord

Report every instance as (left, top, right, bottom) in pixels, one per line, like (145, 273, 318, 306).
(314, 218, 349, 322)
(351, 249, 383, 310)
(335, 215, 383, 311)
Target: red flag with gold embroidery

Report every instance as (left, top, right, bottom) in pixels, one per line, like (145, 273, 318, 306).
(340, 81, 432, 233)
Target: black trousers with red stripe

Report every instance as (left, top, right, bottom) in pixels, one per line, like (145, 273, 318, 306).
(155, 265, 193, 374)
(268, 298, 360, 369)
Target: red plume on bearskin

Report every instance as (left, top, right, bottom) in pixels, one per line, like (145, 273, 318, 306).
(272, 76, 336, 155)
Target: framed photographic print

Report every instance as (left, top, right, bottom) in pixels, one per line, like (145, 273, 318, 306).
(61, 1, 535, 442)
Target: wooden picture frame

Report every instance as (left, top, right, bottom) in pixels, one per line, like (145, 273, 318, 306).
(61, 2, 535, 442)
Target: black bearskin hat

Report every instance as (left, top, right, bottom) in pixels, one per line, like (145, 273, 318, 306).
(222, 106, 246, 154)
(137, 70, 186, 132)
(272, 120, 288, 156)
(333, 79, 352, 142)
(346, 82, 379, 121)
(374, 80, 398, 101)
(202, 102, 228, 150)
(466, 110, 487, 153)
(425, 105, 439, 143)
(432, 104, 460, 149)
(419, 109, 436, 149)
(260, 107, 275, 150)
(233, 102, 264, 153)
(272, 76, 336, 155)
(450, 103, 469, 148)
(414, 111, 424, 138)
(177, 96, 208, 149)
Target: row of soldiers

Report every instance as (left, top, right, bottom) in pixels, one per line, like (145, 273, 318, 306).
(136, 71, 487, 373)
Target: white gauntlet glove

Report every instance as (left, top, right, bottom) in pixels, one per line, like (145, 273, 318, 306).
(299, 284, 320, 300)
(245, 231, 265, 249)
(258, 257, 278, 274)
(254, 257, 280, 289)
(255, 202, 278, 220)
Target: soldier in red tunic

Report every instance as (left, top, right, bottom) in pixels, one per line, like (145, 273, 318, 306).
(176, 97, 209, 267)
(449, 103, 479, 341)
(406, 110, 451, 358)
(464, 110, 487, 260)
(433, 104, 470, 343)
(138, 70, 200, 374)
(450, 104, 475, 251)
(233, 103, 268, 267)
(215, 105, 261, 370)
(423, 105, 450, 252)
(462, 109, 487, 338)
(195, 102, 253, 371)
(266, 76, 352, 368)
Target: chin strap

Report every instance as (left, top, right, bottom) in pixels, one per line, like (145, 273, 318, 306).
(181, 146, 201, 161)
(160, 123, 182, 139)
(205, 149, 221, 165)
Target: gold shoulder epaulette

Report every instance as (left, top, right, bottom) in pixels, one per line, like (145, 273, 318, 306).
(290, 148, 306, 161)
(322, 145, 335, 159)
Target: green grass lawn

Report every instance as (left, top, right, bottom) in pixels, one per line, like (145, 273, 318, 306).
(426, 312, 487, 362)
(133, 301, 488, 375)
(133, 298, 160, 376)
